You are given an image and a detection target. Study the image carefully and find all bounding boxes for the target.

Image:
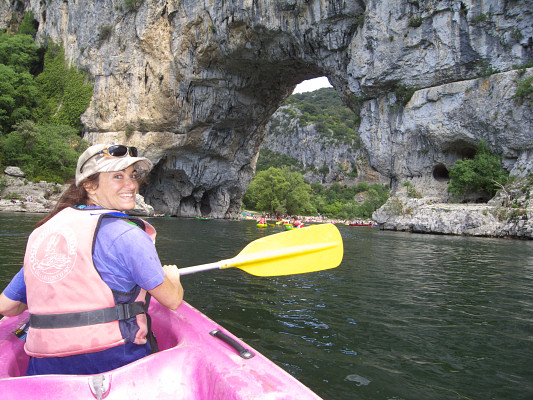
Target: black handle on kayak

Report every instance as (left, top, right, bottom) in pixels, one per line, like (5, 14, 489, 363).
(210, 329, 255, 359)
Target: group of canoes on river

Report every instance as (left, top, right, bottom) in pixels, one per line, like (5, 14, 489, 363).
(256, 217, 305, 230)
(256, 216, 378, 229)
(155, 213, 377, 227)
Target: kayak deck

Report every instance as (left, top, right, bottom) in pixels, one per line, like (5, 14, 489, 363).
(0, 300, 322, 399)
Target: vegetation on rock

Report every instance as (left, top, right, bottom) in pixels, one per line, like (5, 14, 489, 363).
(256, 148, 304, 173)
(0, 16, 92, 183)
(282, 88, 360, 147)
(448, 140, 508, 199)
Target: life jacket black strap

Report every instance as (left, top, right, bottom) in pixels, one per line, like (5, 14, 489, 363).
(29, 301, 146, 329)
(143, 292, 159, 353)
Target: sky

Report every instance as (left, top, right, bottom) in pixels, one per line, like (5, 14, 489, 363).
(292, 76, 332, 94)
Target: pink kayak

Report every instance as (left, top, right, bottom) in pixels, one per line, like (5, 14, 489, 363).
(0, 300, 322, 399)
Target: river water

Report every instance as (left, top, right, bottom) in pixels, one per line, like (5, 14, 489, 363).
(1, 212, 532, 399)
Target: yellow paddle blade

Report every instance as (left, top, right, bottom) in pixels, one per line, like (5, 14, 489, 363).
(219, 224, 343, 276)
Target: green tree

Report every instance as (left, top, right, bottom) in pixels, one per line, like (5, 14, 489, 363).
(311, 182, 389, 218)
(2, 120, 88, 183)
(17, 11, 38, 38)
(0, 32, 40, 72)
(284, 169, 316, 215)
(243, 167, 315, 215)
(448, 140, 508, 198)
(0, 32, 41, 133)
(35, 44, 93, 129)
(0, 64, 39, 133)
(248, 167, 291, 214)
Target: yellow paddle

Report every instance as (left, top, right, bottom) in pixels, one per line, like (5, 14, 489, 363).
(178, 224, 343, 276)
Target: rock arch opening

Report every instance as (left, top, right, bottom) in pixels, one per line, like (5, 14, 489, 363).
(258, 76, 364, 188)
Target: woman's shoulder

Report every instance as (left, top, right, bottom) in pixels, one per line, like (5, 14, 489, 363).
(99, 215, 146, 233)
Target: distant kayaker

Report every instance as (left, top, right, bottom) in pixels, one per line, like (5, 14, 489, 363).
(0, 144, 184, 376)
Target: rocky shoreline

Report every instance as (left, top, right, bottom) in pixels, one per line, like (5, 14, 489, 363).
(373, 197, 533, 239)
(2, 168, 532, 239)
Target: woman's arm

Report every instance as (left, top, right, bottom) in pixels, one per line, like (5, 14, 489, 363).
(94, 219, 184, 310)
(0, 292, 28, 317)
(148, 265, 184, 311)
(0, 268, 28, 317)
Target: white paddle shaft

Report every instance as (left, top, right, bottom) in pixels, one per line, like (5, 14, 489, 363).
(178, 261, 224, 276)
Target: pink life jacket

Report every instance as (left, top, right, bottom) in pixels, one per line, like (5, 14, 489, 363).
(23, 207, 157, 358)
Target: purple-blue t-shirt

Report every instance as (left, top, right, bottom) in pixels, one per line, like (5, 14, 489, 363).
(3, 208, 166, 375)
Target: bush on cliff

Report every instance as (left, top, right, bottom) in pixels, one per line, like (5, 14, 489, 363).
(35, 43, 93, 129)
(448, 140, 508, 200)
(2, 120, 87, 183)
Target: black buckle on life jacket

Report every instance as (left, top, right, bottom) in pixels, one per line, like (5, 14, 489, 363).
(116, 302, 144, 320)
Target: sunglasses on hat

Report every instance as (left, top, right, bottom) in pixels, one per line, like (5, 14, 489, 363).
(80, 145, 138, 173)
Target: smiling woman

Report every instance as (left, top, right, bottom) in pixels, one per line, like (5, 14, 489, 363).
(0, 143, 184, 377)
(84, 165, 139, 210)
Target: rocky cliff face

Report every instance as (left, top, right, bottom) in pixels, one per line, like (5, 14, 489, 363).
(1, 0, 532, 218)
(263, 104, 388, 185)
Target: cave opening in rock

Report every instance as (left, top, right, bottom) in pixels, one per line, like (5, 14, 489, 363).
(256, 74, 361, 189)
(432, 164, 449, 181)
(200, 191, 212, 216)
(444, 140, 477, 159)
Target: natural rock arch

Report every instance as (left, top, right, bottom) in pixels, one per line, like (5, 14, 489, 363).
(1, 0, 531, 217)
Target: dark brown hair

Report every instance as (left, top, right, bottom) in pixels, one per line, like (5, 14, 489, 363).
(35, 174, 100, 228)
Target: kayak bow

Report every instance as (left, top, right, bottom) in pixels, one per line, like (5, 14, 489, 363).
(0, 300, 322, 399)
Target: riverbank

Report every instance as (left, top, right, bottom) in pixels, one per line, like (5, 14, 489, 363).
(373, 196, 533, 239)
(1, 169, 531, 239)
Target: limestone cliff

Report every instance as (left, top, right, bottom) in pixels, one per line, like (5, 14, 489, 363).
(1, 0, 532, 218)
(263, 104, 388, 185)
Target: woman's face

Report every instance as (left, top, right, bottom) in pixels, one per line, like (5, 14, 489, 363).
(85, 165, 139, 210)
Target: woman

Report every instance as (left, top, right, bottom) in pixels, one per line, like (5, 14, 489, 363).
(0, 144, 183, 375)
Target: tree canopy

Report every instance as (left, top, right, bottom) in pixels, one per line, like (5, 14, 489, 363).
(243, 167, 316, 215)
(243, 167, 389, 219)
(0, 32, 41, 134)
(0, 26, 92, 183)
(2, 120, 88, 182)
